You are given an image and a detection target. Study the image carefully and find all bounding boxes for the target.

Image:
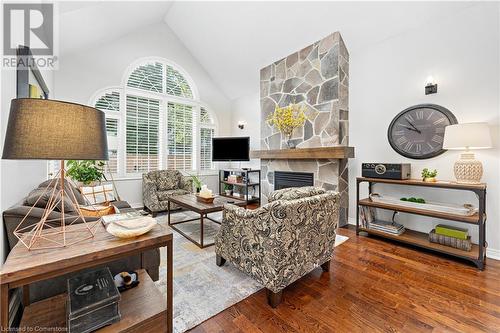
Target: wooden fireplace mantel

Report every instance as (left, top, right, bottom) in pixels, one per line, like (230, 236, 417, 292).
(250, 146, 355, 160)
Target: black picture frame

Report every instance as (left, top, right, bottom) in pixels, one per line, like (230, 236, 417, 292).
(387, 104, 458, 160)
(16, 45, 50, 99)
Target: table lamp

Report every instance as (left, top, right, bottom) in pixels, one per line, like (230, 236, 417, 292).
(2, 98, 108, 250)
(443, 122, 492, 184)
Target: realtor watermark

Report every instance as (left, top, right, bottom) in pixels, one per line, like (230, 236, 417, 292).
(2, 2, 58, 69)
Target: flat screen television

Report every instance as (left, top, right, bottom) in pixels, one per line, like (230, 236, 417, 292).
(212, 137, 250, 161)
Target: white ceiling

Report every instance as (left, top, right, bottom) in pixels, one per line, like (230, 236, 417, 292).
(58, 1, 476, 100)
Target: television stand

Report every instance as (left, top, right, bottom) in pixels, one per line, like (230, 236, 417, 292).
(218, 169, 261, 206)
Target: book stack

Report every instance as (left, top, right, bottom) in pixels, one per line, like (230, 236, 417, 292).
(429, 224, 472, 251)
(368, 220, 406, 235)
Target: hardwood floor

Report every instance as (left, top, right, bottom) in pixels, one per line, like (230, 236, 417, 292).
(189, 226, 500, 333)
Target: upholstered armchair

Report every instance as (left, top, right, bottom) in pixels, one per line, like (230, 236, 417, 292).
(215, 187, 339, 307)
(142, 170, 193, 217)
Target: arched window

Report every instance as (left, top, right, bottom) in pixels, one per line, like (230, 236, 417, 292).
(91, 58, 217, 177)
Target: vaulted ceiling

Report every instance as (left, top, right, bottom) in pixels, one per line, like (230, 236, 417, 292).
(59, 1, 476, 100)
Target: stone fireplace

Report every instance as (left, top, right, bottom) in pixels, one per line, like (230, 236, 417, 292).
(257, 32, 351, 226)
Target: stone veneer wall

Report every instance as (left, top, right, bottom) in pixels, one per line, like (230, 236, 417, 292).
(259, 32, 350, 225)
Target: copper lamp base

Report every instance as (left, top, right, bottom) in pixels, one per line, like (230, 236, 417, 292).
(13, 161, 100, 250)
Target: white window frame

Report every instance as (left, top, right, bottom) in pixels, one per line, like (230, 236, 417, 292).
(87, 57, 218, 180)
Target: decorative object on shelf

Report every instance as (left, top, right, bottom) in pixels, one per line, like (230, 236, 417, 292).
(237, 121, 245, 130)
(66, 160, 107, 186)
(424, 76, 438, 95)
(2, 98, 108, 250)
(400, 197, 426, 204)
(114, 271, 140, 292)
(388, 104, 457, 159)
(227, 174, 243, 183)
(67, 267, 121, 333)
(443, 122, 492, 184)
(267, 103, 306, 149)
(435, 224, 469, 240)
(105, 216, 157, 239)
(362, 163, 411, 180)
(223, 183, 233, 196)
(370, 193, 476, 216)
(429, 229, 472, 251)
(421, 168, 438, 182)
(368, 219, 405, 236)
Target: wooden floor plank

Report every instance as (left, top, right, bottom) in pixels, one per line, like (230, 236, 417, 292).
(189, 226, 500, 333)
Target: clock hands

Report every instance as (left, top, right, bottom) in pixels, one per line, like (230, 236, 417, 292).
(406, 120, 422, 134)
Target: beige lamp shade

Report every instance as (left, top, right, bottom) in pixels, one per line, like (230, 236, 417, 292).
(443, 122, 492, 150)
(2, 98, 108, 160)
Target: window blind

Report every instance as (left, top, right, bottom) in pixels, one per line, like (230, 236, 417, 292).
(200, 127, 214, 170)
(95, 91, 120, 112)
(126, 95, 160, 173)
(127, 62, 163, 93)
(167, 102, 193, 170)
(105, 118, 118, 137)
(166, 65, 193, 98)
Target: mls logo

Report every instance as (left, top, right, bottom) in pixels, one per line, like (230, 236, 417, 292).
(3, 3, 53, 56)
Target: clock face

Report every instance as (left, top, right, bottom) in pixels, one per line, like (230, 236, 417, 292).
(388, 104, 458, 159)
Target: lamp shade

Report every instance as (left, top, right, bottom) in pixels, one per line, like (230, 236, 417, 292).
(443, 122, 492, 150)
(2, 98, 108, 160)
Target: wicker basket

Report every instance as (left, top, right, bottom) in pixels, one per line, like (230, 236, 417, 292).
(429, 229, 472, 251)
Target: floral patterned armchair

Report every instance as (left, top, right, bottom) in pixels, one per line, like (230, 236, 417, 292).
(215, 187, 339, 307)
(142, 170, 192, 217)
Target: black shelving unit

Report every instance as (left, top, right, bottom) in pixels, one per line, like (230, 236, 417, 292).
(218, 169, 261, 206)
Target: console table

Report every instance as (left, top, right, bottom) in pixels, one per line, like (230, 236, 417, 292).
(0, 223, 173, 332)
(356, 177, 487, 269)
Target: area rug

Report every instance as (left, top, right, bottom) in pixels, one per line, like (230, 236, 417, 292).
(154, 211, 349, 333)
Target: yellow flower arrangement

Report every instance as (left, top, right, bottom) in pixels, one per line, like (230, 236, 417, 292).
(267, 103, 306, 141)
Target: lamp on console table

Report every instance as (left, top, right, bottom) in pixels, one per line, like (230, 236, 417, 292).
(2, 98, 108, 250)
(443, 122, 492, 184)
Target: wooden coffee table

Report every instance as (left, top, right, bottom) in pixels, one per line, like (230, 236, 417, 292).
(0, 223, 173, 332)
(167, 194, 246, 248)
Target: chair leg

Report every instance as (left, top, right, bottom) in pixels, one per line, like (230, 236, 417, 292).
(266, 289, 283, 308)
(321, 259, 331, 272)
(152, 211, 158, 218)
(216, 254, 226, 267)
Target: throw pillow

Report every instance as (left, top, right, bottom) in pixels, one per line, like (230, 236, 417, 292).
(24, 188, 76, 213)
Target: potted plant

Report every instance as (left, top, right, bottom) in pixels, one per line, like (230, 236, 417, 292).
(267, 103, 306, 148)
(421, 168, 438, 182)
(190, 175, 203, 193)
(66, 160, 106, 186)
(224, 183, 233, 196)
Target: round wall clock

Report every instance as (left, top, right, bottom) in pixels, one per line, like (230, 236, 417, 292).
(387, 104, 458, 159)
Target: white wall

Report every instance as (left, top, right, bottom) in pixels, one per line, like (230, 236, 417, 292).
(231, 3, 500, 258)
(55, 22, 231, 207)
(1, 68, 55, 264)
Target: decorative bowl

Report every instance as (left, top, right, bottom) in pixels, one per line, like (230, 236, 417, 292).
(196, 194, 215, 204)
(106, 216, 157, 239)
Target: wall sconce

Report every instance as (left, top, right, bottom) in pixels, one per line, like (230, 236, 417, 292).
(237, 121, 245, 130)
(425, 76, 437, 95)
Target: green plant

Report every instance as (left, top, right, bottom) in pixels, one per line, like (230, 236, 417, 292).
(421, 168, 438, 179)
(190, 174, 202, 191)
(224, 183, 233, 191)
(401, 197, 426, 204)
(66, 160, 106, 185)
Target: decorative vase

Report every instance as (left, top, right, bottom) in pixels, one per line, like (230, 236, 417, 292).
(423, 177, 437, 182)
(286, 135, 296, 149)
(225, 190, 232, 196)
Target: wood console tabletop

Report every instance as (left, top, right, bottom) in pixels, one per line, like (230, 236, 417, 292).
(0, 223, 173, 332)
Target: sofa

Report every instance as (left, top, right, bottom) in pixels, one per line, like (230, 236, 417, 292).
(215, 186, 339, 307)
(2, 179, 160, 304)
(142, 170, 193, 217)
